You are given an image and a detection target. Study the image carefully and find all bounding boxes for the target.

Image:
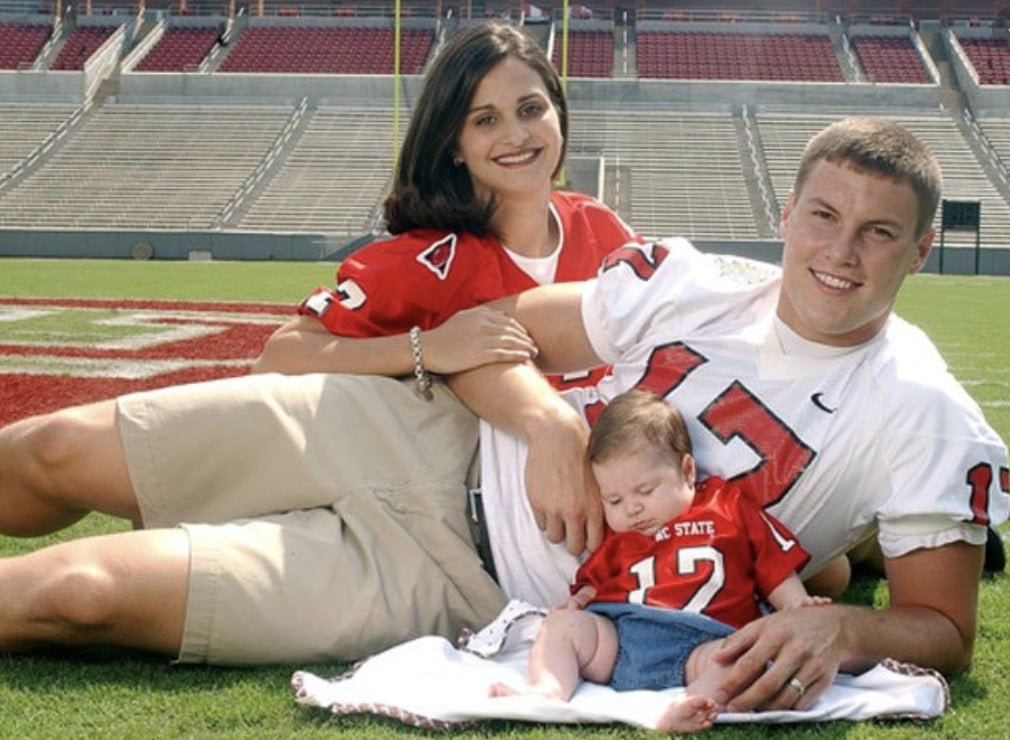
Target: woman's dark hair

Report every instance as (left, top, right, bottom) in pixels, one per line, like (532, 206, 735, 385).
(383, 21, 568, 236)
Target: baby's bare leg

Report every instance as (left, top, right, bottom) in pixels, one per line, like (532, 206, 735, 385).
(490, 609, 618, 701)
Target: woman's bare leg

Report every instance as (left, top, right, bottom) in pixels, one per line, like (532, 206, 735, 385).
(0, 400, 141, 536)
(0, 528, 188, 655)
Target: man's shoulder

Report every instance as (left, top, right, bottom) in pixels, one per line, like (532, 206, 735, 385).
(866, 316, 981, 419)
(871, 317, 952, 390)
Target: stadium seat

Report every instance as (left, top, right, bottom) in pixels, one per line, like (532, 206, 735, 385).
(851, 35, 930, 84)
(0, 23, 51, 69)
(219, 25, 433, 75)
(636, 31, 842, 82)
(551, 29, 613, 78)
(958, 38, 1010, 86)
(135, 26, 221, 72)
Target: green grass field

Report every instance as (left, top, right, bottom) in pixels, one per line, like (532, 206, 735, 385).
(0, 258, 1008, 739)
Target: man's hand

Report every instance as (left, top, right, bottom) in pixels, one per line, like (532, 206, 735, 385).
(711, 540, 983, 711)
(523, 396, 604, 555)
(710, 605, 849, 712)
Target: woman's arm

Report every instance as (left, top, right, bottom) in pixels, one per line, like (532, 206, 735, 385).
(252, 305, 538, 376)
(448, 281, 607, 555)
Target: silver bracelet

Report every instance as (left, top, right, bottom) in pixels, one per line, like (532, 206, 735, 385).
(409, 326, 433, 401)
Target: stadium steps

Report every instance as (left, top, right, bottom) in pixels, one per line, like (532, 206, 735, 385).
(736, 107, 780, 239)
(212, 97, 311, 229)
(966, 115, 1010, 208)
(619, 15, 636, 78)
(233, 105, 401, 235)
(202, 14, 247, 74)
(829, 19, 861, 82)
(0, 102, 91, 195)
(34, 15, 72, 70)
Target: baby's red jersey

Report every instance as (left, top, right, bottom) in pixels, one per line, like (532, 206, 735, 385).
(574, 477, 811, 628)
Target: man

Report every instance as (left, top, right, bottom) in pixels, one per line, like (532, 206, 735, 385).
(449, 116, 1009, 711)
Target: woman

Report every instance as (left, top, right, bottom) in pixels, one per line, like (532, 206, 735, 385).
(254, 21, 638, 391)
(0, 21, 638, 666)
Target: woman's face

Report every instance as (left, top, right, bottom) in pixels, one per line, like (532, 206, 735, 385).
(454, 56, 563, 203)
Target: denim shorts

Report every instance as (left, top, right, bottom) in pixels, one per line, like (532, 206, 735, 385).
(587, 602, 735, 691)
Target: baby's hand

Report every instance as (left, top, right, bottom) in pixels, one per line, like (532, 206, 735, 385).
(794, 595, 833, 608)
(554, 585, 596, 611)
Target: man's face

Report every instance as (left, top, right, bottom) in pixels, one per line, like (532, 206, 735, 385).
(777, 159, 934, 347)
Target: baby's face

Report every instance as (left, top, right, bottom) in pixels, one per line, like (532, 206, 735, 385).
(593, 450, 695, 537)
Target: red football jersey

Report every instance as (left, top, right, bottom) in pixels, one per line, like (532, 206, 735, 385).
(574, 477, 811, 629)
(297, 191, 639, 390)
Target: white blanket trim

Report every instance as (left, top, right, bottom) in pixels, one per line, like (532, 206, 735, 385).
(292, 600, 949, 730)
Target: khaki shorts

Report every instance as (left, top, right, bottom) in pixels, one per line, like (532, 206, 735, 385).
(117, 372, 505, 665)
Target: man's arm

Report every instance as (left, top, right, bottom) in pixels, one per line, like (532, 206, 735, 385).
(712, 540, 981, 711)
(448, 281, 606, 554)
(501, 281, 602, 375)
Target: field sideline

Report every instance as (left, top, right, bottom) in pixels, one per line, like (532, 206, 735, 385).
(0, 257, 1008, 739)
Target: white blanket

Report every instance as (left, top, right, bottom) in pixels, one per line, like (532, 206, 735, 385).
(292, 600, 949, 731)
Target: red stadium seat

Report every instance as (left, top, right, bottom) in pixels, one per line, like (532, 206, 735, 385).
(218, 25, 433, 75)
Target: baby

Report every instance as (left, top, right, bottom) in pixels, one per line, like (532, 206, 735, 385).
(492, 388, 830, 732)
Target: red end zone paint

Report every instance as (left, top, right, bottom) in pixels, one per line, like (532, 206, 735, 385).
(0, 298, 292, 426)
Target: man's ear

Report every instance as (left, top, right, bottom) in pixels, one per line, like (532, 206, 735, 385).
(909, 227, 935, 274)
(779, 192, 796, 238)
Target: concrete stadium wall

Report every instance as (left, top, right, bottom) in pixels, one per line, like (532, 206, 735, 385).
(107, 71, 943, 111)
(0, 229, 332, 260)
(0, 61, 945, 116)
(3, 229, 1007, 275)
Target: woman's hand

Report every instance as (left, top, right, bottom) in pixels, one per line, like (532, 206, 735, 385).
(422, 307, 538, 374)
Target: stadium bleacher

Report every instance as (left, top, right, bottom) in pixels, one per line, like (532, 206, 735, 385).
(218, 25, 433, 74)
(850, 35, 931, 84)
(134, 25, 221, 72)
(636, 31, 843, 81)
(0, 22, 50, 69)
(0, 2, 1008, 271)
(0, 103, 293, 229)
(958, 38, 1010, 86)
(51, 24, 118, 70)
(551, 29, 614, 78)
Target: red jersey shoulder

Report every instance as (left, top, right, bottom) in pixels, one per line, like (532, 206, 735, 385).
(338, 230, 497, 286)
(414, 233, 458, 280)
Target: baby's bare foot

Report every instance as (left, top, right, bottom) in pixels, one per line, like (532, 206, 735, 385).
(488, 681, 520, 698)
(656, 694, 718, 733)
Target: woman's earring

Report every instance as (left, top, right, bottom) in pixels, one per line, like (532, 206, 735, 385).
(452, 156, 463, 166)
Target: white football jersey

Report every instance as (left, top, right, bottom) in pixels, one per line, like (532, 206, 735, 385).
(481, 239, 1009, 606)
